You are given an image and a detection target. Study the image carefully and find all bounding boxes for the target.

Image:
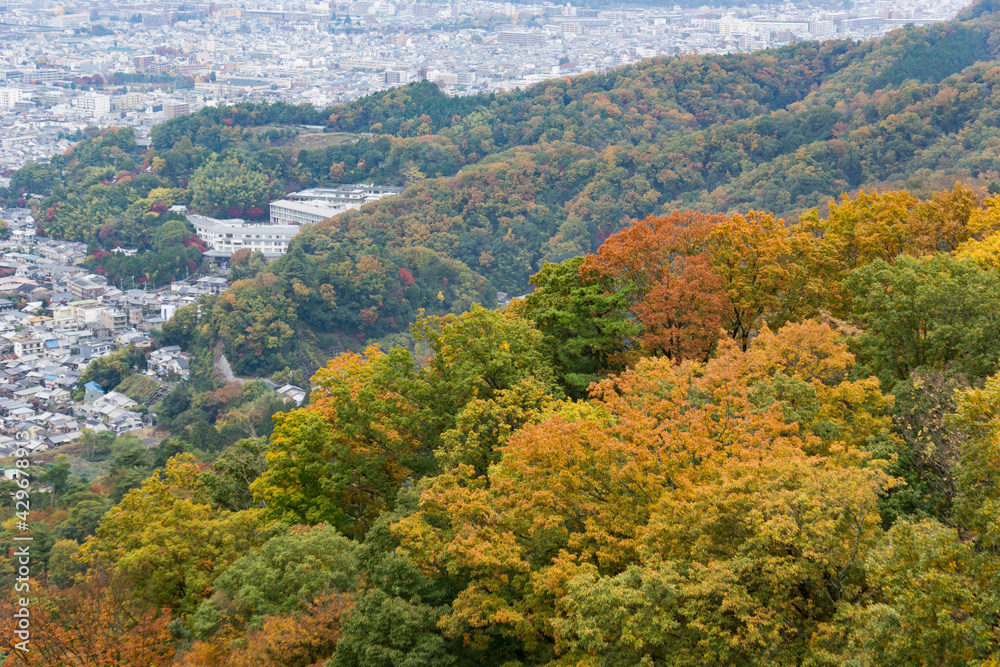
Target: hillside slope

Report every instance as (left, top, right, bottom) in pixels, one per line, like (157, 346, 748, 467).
(11, 1, 1000, 374)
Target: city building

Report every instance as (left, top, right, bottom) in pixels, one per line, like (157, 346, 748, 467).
(67, 274, 107, 301)
(0, 89, 24, 109)
(98, 308, 128, 332)
(74, 94, 111, 119)
(497, 31, 548, 47)
(49, 13, 89, 28)
(163, 101, 191, 119)
(133, 54, 155, 71)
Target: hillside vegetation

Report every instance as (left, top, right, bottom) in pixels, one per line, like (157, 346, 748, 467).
(5, 186, 1000, 665)
(3, 2, 1000, 663)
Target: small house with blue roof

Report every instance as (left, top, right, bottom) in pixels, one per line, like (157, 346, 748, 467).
(83, 381, 104, 404)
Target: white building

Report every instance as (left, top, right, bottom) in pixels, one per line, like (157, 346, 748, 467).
(288, 185, 404, 205)
(809, 20, 836, 37)
(74, 94, 111, 119)
(0, 88, 23, 109)
(13, 339, 43, 358)
(268, 199, 350, 226)
(269, 185, 405, 226)
(49, 13, 89, 28)
(188, 214, 301, 258)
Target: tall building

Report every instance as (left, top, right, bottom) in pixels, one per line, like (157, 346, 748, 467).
(75, 94, 111, 118)
(809, 20, 836, 37)
(0, 88, 23, 109)
(133, 54, 155, 71)
(163, 101, 190, 119)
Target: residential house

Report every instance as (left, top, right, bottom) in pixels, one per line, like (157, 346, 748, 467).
(195, 275, 229, 294)
(276, 384, 308, 405)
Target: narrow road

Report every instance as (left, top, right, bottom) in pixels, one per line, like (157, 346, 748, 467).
(212, 340, 252, 384)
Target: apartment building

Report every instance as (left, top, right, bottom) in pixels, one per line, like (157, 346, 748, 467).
(74, 94, 111, 119)
(13, 339, 43, 357)
(0, 88, 23, 109)
(98, 308, 128, 333)
(497, 30, 548, 47)
(67, 274, 107, 300)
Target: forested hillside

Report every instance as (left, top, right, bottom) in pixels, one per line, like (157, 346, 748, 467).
(5, 0, 1000, 659)
(10, 1, 1000, 373)
(4, 184, 1000, 665)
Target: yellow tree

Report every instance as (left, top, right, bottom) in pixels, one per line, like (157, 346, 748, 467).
(955, 229, 1000, 271)
(909, 183, 979, 254)
(708, 210, 822, 347)
(966, 191, 1000, 238)
(799, 188, 971, 314)
(815, 190, 919, 268)
(77, 454, 267, 615)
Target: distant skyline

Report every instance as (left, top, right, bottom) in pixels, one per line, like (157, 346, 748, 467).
(0, 0, 968, 176)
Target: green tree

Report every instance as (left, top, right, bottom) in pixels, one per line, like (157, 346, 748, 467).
(57, 495, 111, 542)
(521, 256, 640, 396)
(815, 520, 1000, 666)
(40, 455, 72, 507)
(188, 156, 277, 219)
(845, 254, 1000, 388)
(949, 374, 1000, 549)
(211, 274, 298, 375)
(332, 495, 469, 667)
(412, 303, 563, 426)
(152, 218, 190, 251)
(201, 437, 269, 511)
(191, 524, 358, 637)
(76, 345, 147, 396)
(48, 539, 86, 586)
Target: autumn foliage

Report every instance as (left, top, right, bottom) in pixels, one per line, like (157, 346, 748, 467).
(583, 210, 728, 360)
(6, 186, 1000, 665)
(0, 571, 175, 667)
